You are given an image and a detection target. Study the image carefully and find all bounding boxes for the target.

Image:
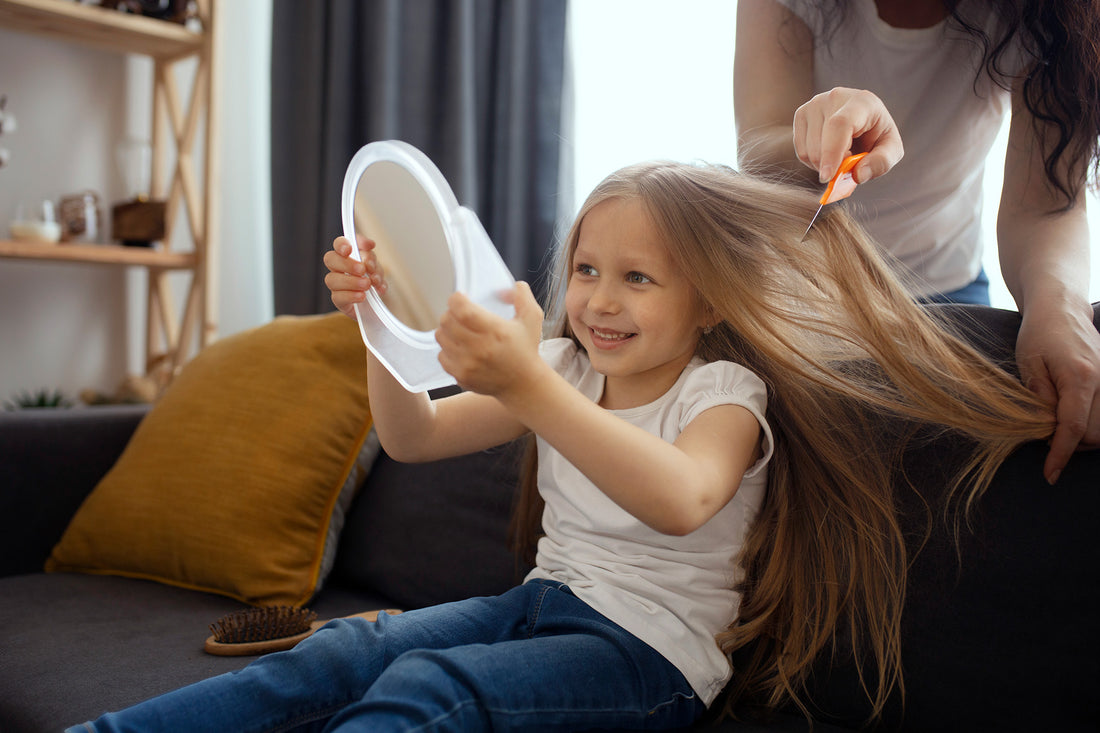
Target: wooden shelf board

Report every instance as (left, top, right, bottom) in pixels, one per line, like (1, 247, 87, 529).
(0, 0, 201, 59)
(0, 239, 195, 268)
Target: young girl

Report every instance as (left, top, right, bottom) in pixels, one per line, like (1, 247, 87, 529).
(70, 161, 1054, 732)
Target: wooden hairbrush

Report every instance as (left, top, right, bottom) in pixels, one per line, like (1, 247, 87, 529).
(204, 605, 402, 656)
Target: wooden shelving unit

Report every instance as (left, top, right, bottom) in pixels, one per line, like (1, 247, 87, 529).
(0, 0, 218, 381)
(0, 239, 196, 268)
(0, 0, 203, 59)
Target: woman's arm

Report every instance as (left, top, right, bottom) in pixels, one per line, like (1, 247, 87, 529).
(734, 0, 816, 182)
(438, 285, 763, 536)
(996, 85, 1100, 482)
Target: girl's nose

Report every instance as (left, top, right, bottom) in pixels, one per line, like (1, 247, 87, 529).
(586, 281, 620, 314)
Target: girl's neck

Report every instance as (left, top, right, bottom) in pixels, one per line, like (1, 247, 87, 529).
(597, 363, 690, 411)
(872, 0, 949, 29)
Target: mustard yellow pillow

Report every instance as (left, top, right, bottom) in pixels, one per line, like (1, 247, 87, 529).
(46, 313, 376, 607)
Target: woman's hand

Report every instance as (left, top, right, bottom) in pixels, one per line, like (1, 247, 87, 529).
(1016, 302, 1100, 484)
(435, 281, 545, 398)
(322, 236, 387, 318)
(793, 86, 905, 184)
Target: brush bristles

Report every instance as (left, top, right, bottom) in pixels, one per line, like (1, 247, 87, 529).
(209, 606, 317, 644)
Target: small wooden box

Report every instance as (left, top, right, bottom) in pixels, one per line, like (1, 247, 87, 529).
(112, 199, 166, 247)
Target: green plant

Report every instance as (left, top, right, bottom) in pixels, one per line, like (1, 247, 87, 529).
(4, 388, 74, 410)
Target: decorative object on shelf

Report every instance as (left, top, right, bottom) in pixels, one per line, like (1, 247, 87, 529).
(3, 388, 74, 410)
(58, 190, 102, 243)
(95, 0, 195, 25)
(112, 198, 164, 247)
(0, 94, 14, 170)
(116, 135, 151, 198)
(112, 137, 165, 247)
(9, 200, 62, 244)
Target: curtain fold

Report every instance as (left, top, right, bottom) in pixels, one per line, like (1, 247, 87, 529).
(271, 0, 569, 316)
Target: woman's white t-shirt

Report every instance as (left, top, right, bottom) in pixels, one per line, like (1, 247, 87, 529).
(525, 338, 774, 705)
(775, 0, 1026, 296)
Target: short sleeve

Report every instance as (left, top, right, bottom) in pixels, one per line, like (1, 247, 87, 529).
(680, 362, 774, 479)
(538, 338, 578, 374)
(773, 0, 825, 33)
(537, 338, 602, 404)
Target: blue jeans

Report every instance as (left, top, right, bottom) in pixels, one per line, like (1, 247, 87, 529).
(920, 268, 991, 306)
(68, 580, 703, 732)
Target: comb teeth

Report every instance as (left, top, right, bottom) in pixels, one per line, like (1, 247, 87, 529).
(208, 606, 317, 644)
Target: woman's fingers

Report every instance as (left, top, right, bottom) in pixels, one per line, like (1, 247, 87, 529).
(794, 87, 904, 184)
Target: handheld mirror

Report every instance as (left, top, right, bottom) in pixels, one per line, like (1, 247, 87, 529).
(340, 140, 515, 391)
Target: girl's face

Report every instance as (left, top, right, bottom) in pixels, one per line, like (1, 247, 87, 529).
(566, 197, 711, 409)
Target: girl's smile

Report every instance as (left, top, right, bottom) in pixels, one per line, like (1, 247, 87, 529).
(587, 326, 635, 347)
(566, 197, 710, 408)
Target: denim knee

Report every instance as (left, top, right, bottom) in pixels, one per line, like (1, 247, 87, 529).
(328, 647, 494, 732)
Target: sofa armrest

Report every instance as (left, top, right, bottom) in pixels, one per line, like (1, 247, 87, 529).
(0, 404, 147, 577)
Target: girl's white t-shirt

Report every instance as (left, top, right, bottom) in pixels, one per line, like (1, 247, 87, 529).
(774, 0, 1026, 296)
(525, 338, 774, 705)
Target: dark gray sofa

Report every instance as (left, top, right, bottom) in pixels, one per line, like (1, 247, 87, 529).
(1, 304, 1097, 733)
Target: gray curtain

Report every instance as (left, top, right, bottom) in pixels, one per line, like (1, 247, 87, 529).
(270, 0, 570, 315)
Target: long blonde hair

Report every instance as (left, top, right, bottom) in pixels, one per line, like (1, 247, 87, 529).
(511, 161, 1054, 720)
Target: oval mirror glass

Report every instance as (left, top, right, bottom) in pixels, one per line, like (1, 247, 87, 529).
(353, 159, 454, 333)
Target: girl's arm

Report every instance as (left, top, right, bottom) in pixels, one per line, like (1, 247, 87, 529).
(323, 237, 527, 463)
(734, 0, 903, 185)
(512, 379, 762, 536)
(996, 87, 1100, 483)
(439, 285, 763, 536)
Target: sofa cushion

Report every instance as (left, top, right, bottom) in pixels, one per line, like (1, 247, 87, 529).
(45, 313, 378, 607)
(333, 438, 530, 610)
(0, 573, 391, 733)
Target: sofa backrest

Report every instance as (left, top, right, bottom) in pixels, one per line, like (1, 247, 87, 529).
(777, 304, 1100, 730)
(331, 436, 529, 610)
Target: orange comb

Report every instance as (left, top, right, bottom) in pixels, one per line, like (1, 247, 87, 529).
(801, 152, 868, 240)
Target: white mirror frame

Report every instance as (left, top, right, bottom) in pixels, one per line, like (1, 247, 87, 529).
(340, 140, 515, 392)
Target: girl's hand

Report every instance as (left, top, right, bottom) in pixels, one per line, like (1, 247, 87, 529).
(323, 235, 387, 318)
(793, 86, 905, 185)
(436, 281, 545, 398)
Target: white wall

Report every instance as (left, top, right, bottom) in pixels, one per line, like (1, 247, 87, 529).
(0, 1, 273, 404)
(568, 1, 1099, 310)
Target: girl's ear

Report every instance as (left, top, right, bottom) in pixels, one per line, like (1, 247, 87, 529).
(701, 305, 718, 334)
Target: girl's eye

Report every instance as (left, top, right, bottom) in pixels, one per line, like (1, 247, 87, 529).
(575, 263, 597, 277)
(626, 272, 651, 285)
